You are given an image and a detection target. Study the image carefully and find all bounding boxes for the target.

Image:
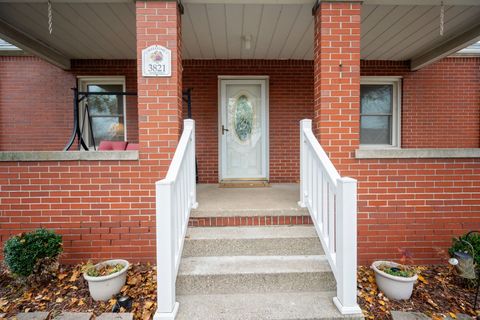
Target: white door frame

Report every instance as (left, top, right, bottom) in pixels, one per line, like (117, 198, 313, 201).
(218, 76, 269, 181)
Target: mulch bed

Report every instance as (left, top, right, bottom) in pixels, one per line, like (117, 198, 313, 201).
(358, 265, 478, 319)
(0, 263, 157, 320)
(1, 263, 478, 320)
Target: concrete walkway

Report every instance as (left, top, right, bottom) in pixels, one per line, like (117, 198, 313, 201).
(193, 183, 306, 217)
(1, 312, 133, 320)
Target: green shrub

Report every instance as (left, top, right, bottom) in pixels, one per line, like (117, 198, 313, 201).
(449, 231, 480, 266)
(3, 229, 63, 279)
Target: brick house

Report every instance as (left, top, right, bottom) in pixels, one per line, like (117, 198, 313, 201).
(1, 0, 479, 318)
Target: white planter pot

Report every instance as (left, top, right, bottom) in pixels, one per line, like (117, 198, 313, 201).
(83, 259, 129, 301)
(371, 260, 418, 300)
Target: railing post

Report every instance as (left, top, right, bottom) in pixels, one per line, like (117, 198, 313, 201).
(333, 177, 362, 315)
(298, 119, 311, 208)
(154, 181, 179, 320)
(184, 119, 198, 209)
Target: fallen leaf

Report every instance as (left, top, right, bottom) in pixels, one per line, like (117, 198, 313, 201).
(427, 299, 438, 308)
(144, 301, 154, 310)
(69, 270, 80, 282)
(418, 275, 429, 284)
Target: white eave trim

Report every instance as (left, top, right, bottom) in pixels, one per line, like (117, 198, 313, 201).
(0, 18, 70, 69)
(355, 148, 480, 159)
(411, 24, 480, 71)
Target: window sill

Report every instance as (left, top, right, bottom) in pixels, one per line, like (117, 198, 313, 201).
(0, 151, 139, 162)
(355, 148, 480, 159)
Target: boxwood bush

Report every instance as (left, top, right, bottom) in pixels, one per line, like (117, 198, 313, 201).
(3, 229, 63, 279)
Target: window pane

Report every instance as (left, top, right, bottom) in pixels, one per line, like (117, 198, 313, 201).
(91, 117, 125, 143)
(360, 115, 391, 145)
(87, 84, 124, 115)
(361, 85, 392, 114)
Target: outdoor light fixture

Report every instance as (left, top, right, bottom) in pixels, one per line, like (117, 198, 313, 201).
(112, 295, 133, 312)
(450, 231, 480, 313)
(448, 257, 459, 266)
(243, 35, 252, 50)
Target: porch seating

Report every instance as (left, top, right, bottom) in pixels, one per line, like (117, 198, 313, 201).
(98, 141, 138, 151)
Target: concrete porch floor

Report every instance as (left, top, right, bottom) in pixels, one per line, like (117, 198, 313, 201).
(192, 184, 308, 217)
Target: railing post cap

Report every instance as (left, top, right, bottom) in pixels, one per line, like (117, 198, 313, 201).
(156, 179, 174, 186)
(300, 119, 312, 129)
(184, 119, 195, 127)
(338, 177, 357, 184)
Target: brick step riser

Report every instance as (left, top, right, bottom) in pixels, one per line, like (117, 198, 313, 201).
(189, 215, 313, 227)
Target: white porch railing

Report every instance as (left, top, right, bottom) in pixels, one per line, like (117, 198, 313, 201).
(298, 119, 362, 315)
(154, 119, 198, 320)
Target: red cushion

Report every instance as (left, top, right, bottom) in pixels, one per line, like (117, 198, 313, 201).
(98, 141, 128, 151)
(126, 143, 139, 150)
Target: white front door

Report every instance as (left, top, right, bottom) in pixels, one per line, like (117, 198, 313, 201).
(219, 78, 268, 181)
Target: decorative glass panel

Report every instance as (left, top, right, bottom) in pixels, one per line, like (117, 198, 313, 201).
(361, 85, 392, 114)
(360, 115, 391, 145)
(234, 95, 254, 142)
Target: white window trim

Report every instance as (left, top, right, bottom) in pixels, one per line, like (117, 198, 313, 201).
(360, 76, 402, 149)
(77, 76, 127, 149)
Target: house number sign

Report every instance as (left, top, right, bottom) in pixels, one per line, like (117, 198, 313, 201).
(142, 45, 172, 77)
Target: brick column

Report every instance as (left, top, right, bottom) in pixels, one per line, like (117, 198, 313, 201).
(136, 0, 182, 179)
(313, 1, 361, 170)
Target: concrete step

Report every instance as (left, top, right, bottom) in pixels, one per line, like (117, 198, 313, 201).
(193, 184, 308, 218)
(176, 255, 335, 295)
(176, 291, 364, 320)
(183, 226, 324, 257)
(190, 206, 309, 218)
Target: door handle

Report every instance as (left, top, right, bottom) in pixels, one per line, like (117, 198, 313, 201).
(222, 125, 229, 135)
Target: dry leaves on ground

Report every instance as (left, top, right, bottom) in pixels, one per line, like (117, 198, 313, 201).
(358, 265, 478, 320)
(0, 263, 157, 320)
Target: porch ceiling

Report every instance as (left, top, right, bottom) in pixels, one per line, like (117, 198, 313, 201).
(0, 1, 479, 69)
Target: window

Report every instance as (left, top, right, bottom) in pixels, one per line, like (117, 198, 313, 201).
(78, 77, 127, 148)
(360, 77, 401, 148)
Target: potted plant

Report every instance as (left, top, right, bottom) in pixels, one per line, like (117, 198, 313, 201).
(371, 249, 418, 300)
(83, 259, 129, 301)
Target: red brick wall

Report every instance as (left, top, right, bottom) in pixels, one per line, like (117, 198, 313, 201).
(0, 57, 138, 151)
(0, 56, 75, 151)
(354, 58, 480, 264)
(1, 51, 479, 265)
(312, 3, 480, 265)
(352, 158, 480, 265)
(183, 60, 314, 183)
(0, 159, 156, 263)
(0, 1, 182, 264)
(361, 58, 480, 148)
(356, 58, 480, 264)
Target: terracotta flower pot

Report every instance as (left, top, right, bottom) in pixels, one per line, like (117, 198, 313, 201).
(371, 260, 418, 300)
(83, 259, 129, 301)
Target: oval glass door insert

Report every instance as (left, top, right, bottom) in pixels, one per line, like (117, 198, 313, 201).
(234, 95, 254, 141)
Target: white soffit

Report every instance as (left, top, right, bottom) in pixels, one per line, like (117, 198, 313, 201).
(0, 2, 136, 59)
(182, 3, 314, 60)
(361, 4, 480, 61)
(0, 2, 479, 63)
